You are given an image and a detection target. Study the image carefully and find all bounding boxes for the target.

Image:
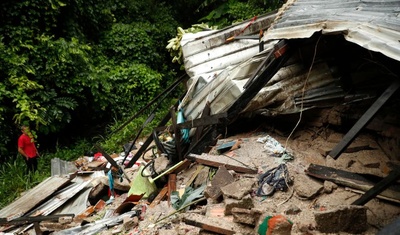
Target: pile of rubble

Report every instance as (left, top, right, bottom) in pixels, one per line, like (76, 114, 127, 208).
(1, 110, 399, 235)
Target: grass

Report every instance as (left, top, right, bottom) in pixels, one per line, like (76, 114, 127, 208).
(0, 103, 172, 210)
(0, 157, 46, 208)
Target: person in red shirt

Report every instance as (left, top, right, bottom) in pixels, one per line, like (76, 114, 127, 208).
(18, 125, 40, 173)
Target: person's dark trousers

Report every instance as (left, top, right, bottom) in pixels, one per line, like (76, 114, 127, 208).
(24, 157, 38, 174)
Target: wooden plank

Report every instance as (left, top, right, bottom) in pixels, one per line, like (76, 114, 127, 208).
(186, 153, 257, 174)
(0, 176, 70, 219)
(185, 165, 205, 187)
(188, 102, 212, 155)
(305, 164, 400, 201)
(172, 159, 192, 175)
(126, 108, 172, 168)
(183, 213, 236, 235)
(149, 187, 168, 208)
(0, 214, 74, 225)
(168, 174, 177, 206)
(352, 167, 400, 205)
(329, 80, 400, 159)
(170, 107, 182, 162)
(346, 188, 400, 204)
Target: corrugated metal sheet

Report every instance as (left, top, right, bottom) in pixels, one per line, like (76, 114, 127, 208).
(27, 181, 91, 217)
(182, 11, 277, 79)
(0, 176, 70, 219)
(179, 0, 400, 122)
(264, 0, 400, 61)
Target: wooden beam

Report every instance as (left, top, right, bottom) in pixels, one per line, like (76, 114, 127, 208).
(170, 106, 182, 161)
(183, 213, 236, 235)
(187, 153, 257, 174)
(352, 166, 400, 205)
(0, 214, 74, 225)
(168, 174, 177, 206)
(305, 164, 400, 202)
(126, 105, 174, 168)
(149, 187, 168, 208)
(328, 80, 400, 160)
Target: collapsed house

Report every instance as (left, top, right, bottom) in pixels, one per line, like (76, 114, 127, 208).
(1, 0, 400, 234)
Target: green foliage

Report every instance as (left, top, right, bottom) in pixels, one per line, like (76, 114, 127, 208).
(99, 97, 176, 154)
(89, 61, 163, 116)
(166, 24, 218, 65)
(50, 139, 92, 162)
(0, 33, 93, 133)
(57, 0, 115, 41)
(100, 23, 161, 67)
(0, 0, 280, 210)
(198, 0, 283, 28)
(0, 157, 49, 209)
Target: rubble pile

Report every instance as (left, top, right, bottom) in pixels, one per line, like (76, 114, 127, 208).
(1, 113, 399, 234)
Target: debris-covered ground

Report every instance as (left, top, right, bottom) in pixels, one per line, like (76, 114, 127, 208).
(1, 107, 399, 235)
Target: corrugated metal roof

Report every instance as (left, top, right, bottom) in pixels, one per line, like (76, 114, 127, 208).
(181, 11, 277, 79)
(0, 176, 70, 220)
(179, 0, 400, 121)
(264, 0, 400, 61)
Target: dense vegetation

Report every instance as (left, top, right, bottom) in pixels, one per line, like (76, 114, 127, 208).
(0, 0, 283, 209)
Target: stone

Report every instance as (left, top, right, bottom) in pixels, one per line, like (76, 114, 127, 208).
(221, 178, 255, 200)
(204, 165, 235, 200)
(224, 195, 254, 215)
(123, 216, 139, 231)
(232, 207, 262, 225)
(183, 213, 236, 234)
(314, 205, 368, 234)
(323, 180, 338, 194)
(294, 173, 323, 199)
(284, 205, 301, 215)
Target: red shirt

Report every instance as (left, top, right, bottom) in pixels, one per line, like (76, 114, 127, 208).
(18, 134, 37, 158)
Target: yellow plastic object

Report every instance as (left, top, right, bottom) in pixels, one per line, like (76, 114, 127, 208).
(128, 165, 157, 198)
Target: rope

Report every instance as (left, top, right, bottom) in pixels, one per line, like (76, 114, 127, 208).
(284, 35, 321, 149)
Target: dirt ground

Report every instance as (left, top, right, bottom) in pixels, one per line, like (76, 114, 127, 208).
(122, 111, 400, 235)
(62, 106, 397, 235)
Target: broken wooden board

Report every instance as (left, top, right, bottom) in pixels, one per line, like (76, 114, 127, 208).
(352, 166, 400, 205)
(0, 214, 74, 226)
(0, 176, 71, 220)
(183, 213, 236, 235)
(187, 153, 257, 174)
(345, 188, 400, 204)
(149, 187, 168, 208)
(305, 164, 400, 201)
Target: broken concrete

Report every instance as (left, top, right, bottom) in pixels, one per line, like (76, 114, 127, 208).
(220, 177, 255, 200)
(231, 207, 262, 225)
(224, 195, 254, 216)
(204, 165, 235, 200)
(183, 213, 236, 234)
(293, 173, 324, 199)
(314, 205, 368, 234)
